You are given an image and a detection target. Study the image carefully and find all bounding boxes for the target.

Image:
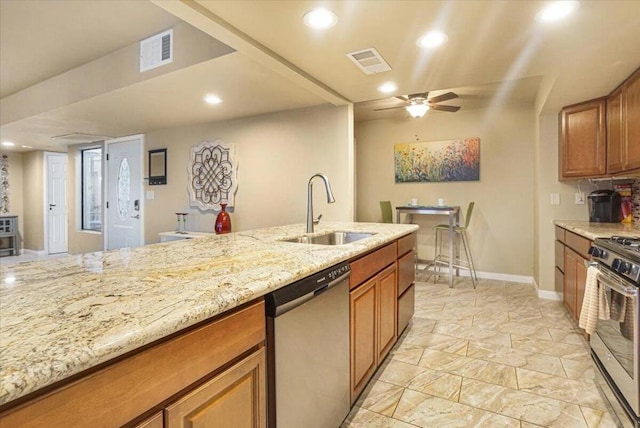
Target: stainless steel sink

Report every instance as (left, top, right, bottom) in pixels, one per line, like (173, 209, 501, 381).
(281, 231, 376, 245)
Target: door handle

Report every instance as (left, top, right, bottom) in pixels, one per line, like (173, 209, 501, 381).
(131, 214, 140, 219)
(49, 204, 56, 211)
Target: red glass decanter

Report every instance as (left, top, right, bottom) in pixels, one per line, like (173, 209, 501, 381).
(215, 203, 231, 234)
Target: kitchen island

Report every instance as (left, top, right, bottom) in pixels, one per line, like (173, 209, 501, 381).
(0, 221, 417, 425)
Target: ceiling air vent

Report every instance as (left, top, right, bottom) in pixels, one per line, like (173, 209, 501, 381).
(140, 29, 173, 72)
(346, 48, 391, 75)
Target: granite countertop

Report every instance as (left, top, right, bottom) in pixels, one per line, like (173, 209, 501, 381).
(0, 221, 418, 406)
(554, 220, 640, 240)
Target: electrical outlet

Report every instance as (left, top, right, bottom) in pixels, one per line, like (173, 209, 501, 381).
(575, 192, 585, 205)
(550, 193, 561, 205)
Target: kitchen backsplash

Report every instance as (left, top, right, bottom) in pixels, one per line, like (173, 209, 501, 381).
(633, 179, 640, 223)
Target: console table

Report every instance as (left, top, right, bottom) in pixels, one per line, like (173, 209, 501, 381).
(159, 231, 215, 242)
(0, 215, 18, 257)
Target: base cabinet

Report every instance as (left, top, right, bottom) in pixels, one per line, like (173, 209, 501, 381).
(349, 263, 397, 403)
(165, 348, 265, 428)
(0, 301, 266, 428)
(556, 226, 591, 326)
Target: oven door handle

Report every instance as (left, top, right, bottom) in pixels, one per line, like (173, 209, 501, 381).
(595, 268, 639, 298)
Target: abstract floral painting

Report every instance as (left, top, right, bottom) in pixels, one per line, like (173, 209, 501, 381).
(394, 137, 480, 183)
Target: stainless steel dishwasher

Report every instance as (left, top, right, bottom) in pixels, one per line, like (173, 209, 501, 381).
(265, 261, 351, 428)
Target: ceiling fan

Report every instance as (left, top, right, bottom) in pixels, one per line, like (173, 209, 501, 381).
(374, 92, 461, 118)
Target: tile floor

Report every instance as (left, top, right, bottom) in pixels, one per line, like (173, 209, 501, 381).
(343, 272, 620, 428)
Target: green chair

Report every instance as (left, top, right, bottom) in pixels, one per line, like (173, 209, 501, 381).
(380, 201, 393, 223)
(433, 202, 477, 288)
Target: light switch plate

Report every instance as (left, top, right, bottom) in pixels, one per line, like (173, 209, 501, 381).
(146, 191, 155, 200)
(550, 193, 561, 205)
(575, 192, 585, 204)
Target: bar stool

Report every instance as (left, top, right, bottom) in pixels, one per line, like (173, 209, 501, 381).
(433, 202, 477, 288)
(380, 201, 393, 223)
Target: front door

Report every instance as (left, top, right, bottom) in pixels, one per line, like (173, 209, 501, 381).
(46, 152, 68, 254)
(105, 135, 144, 250)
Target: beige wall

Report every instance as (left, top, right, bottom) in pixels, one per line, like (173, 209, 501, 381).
(0, 150, 24, 251)
(355, 106, 535, 277)
(67, 144, 104, 254)
(22, 151, 44, 251)
(535, 114, 587, 293)
(143, 104, 354, 242)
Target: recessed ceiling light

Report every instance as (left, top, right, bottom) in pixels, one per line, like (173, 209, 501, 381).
(378, 82, 398, 94)
(536, 1, 579, 23)
(1, 141, 15, 147)
(416, 31, 448, 49)
(303, 8, 338, 29)
(21, 145, 32, 149)
(204, 94, 223, 105)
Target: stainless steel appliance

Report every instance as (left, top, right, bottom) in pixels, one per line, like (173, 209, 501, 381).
(265, 262, 351, 428)
(588, 236, 640, 428)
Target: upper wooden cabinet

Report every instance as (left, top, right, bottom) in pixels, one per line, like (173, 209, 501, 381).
(559, 98, 607, 180)
(623, 67, 640, 172)
(607, 86, 624, 174)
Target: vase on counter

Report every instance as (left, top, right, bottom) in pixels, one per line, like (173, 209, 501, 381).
(215, 203, 231, 234)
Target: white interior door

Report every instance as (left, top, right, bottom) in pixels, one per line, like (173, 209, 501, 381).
(105, 135, 144, 250)
(46, 152, 68, 254)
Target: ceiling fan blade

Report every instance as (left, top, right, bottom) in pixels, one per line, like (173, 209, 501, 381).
(428, 92, 458, 103)
(407, 92, 429, 100)
(373, 106, 406, 111)
(395, 95, 409, 102)
(430, 104, 460, 112)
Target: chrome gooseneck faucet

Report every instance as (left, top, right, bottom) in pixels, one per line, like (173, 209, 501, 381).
(307, 173, 335, 233)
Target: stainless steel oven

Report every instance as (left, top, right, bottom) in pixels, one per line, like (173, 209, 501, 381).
(589, 237, 640, 428)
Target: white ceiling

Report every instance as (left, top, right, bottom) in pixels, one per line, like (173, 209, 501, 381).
(1, 0, 639, 152)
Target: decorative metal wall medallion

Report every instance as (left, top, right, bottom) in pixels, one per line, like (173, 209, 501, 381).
(188, 140, 238, 211)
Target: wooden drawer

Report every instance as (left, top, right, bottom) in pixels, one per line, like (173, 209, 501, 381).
(0, 300, 266, 427)
(555, 240, 565, 272)
(350, 242, 397, 290)
(565, 231, 591, 259)
(397, 284, 415, 336)
(397, 250, 415, 296)
(555, 226, 566, 243)
(397, 232, 416, 257)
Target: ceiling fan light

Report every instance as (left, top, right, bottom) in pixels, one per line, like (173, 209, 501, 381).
(406, 103, 429, 118)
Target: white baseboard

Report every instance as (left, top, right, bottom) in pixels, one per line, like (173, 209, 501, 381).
(21, 249, 47, 256)
(421, 265, 533, 284)
(532, 277, 562, 301)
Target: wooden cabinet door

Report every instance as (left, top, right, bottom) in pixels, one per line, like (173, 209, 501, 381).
(135, 412, 163, 428)
(350, 277, 377, 403)
(563, 247, 578, 317)
(165, 348, 266, 428)
(575, 259, 587, 320)
(560, 98, 607, 179)
(607, 87, 624, 174)
(377, 263, 397, 362)
(624, 68, 640, 171)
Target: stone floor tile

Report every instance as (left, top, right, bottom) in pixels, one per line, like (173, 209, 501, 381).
(393, 388, 520, 428)
(459, 378, 587, 427)
(580, 406, 621, 428)
(516, 368, 608, 410)
(342, 407, 419, 428)
(355, 380, 405, 416)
